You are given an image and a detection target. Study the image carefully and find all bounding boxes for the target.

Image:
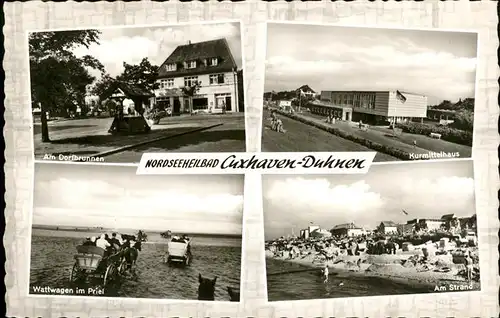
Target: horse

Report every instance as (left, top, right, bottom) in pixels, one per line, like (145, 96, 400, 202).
(198, 274, 217, 301)
(227, 286, 240, 302)
(121, 241, 142, 275)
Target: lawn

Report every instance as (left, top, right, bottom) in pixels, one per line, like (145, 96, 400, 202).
(261, 110, 398, 162)
(299, 111, 472, 158)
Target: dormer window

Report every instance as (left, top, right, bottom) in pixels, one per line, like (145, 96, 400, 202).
(188, 61, 197, 69)
(165, 63, 177, 72)
(210, 58, 218, 66)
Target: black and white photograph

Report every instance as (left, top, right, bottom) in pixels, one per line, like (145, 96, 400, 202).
(262, 23, 477, 163)
(30, 21, 246, 164)
(29, 163, 243, 301)
(263, 159, 480, 301)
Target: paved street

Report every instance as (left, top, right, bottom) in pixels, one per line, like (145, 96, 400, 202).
(261, 109, 399, 162)
(105, 116, 246, 163)
(33, 114, 246, 163)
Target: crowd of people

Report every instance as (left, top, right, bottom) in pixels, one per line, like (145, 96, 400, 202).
(266, 230, 480, 283)
(81, 231, 144, 258)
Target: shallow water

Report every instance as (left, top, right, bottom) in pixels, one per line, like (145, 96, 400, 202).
(266, 258, 432, 301)
(29, 234, 241, 301)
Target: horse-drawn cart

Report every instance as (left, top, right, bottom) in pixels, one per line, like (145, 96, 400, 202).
(69, 245, 125, 287)
(164, 239, 192, 266)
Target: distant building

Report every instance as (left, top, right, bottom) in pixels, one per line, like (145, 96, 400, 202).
(377, 221, 398, 234)
(406, 218, 444, 231)
(155, 38, 241, 114)
(441, 213, 460, 231)
(299, 225, 323, 239)
(309, 90, 427, 125)
(278, 100, 292, 108)
(427, 108, 456, 125)
(296, 85, 316, 98)
(397, 223, 414, 235)
(310, 228, 332, 238)
(330, 223, 364, 237)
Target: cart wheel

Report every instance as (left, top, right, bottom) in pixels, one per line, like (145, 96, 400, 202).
(69, 263, 80, 282)
(103, 264, 116, 287)
(118, 259, 127, 275)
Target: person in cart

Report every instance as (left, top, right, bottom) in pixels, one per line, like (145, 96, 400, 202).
(109, 232, 122, 250)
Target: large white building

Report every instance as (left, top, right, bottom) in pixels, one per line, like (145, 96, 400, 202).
(309, 90, 428, 125)
(155, 38, 242, 114)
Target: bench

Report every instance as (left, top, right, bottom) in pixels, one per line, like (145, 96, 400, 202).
(429, 132, 442, 139)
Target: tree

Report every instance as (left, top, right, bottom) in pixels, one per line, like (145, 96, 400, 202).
(450, 110, 474, 131)
(181, 80, 202, 113)
(117, 57, 160, 91)
(90, 73, 116, 100)
(29, 30, 104, 142)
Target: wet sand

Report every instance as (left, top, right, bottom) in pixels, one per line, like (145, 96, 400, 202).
(265, 249, 480, 291)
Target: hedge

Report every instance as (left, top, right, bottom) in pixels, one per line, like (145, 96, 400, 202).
(396, 122, 472, 146)
(273, 109, 411, 160)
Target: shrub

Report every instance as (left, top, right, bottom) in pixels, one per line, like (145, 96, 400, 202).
(396, 122, 472, 146)
(274, 110, 412, 160)
(450, 110, 474, 132)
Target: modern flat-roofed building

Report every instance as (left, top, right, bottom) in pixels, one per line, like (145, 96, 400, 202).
(309, 90, 427, 125)
(155, 38, 241, 114)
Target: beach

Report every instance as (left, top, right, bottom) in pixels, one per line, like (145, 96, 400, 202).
(265, 248, 480, 301)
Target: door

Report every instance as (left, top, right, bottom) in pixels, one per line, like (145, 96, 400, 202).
(225, 96, 232, 112)
(345, 111, 350, 121)
(173, 98, 181, 114)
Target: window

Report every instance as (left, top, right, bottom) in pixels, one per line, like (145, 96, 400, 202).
(165, 64, 177, 72)
(159, 79, 174, 89)
(184, 76, 199, 87)
(369, 94, 376, 109)
(188, 61, 197, 69)
(210, 58, 218, 66)
(163, 79, 174, 88)
(353, 94, 360, 107)
(209, 74, 225, 85)
(347, 93, 353, 106)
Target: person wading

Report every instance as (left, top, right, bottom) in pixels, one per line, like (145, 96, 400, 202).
(323, 264, 329, 284)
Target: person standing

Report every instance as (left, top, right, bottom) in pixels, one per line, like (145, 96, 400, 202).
(323, 264, 329, 283)
(465, 252, 474, 281)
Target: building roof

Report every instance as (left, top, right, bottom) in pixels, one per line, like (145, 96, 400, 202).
(321, 90, 426, 97)
(380, 221, 397, 227)
(101, 81, 154, 100)
(427, 108, 457, 113)
(297, 85, 315, 93)
(331, 223, 362, 230)
(157, 38, 238, 78)
(441, 213, 457, 220)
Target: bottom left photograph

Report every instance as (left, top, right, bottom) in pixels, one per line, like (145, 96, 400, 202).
(28, 162, 244, 302)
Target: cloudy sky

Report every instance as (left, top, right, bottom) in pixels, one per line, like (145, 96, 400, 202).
(70, 21, 242, 77)
(262, 160, 475, 240)
(265, 23, 478, 105)
(33, 163, 244, 235)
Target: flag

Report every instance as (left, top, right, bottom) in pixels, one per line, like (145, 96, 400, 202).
(396, 90, 407, 103)
(402, 209, 408, 215)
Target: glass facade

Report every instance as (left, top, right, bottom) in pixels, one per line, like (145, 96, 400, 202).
(330, 92, 375, 110)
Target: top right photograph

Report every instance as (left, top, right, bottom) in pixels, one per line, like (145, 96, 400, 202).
(261, 23, 477, 162)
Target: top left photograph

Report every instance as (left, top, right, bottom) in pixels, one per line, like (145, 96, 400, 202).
(30, 21, 246, 164)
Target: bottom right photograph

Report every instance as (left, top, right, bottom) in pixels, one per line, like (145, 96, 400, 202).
(262, 159, 480, 301)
